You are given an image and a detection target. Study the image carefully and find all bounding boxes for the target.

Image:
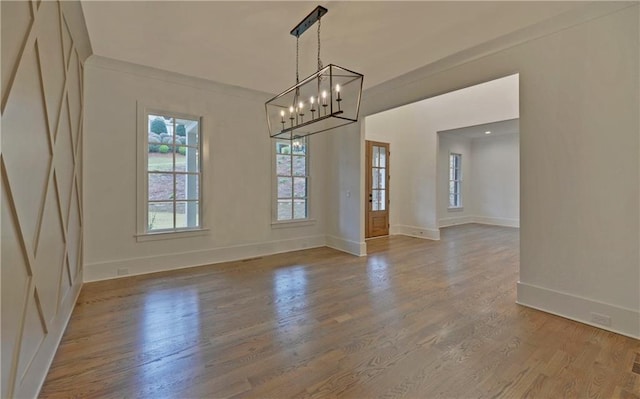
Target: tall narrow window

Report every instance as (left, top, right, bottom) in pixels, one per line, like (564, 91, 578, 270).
(449, 153, 462, 208)
(146, 113, 201, 232)
(275, 138, 308, 221)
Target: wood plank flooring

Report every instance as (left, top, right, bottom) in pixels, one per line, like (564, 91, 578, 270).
(41, 224, 640, 398)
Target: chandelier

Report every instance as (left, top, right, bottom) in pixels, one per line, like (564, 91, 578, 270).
(265, 6, 364, 140)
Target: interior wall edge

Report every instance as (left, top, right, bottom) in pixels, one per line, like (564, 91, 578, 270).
(59, 0, 92, 61)
(325, 234, 367, 257)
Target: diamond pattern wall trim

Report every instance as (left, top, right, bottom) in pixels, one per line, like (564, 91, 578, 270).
(1, 1, 85, 398)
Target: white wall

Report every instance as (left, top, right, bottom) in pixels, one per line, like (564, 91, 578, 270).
(329, 3, 639, 337)
(437, 134, 473, 226)
(438, 131, 520, 228)
(1, 1, 91, 397)
(365, 74, 519, 240)
(363, 105, 411, 232)
(470, 133, 520, 226)
(83, 57, 329, 281)
(325, 121, 367, 256)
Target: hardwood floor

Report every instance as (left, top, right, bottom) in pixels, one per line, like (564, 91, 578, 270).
(41, 224, 640, 398)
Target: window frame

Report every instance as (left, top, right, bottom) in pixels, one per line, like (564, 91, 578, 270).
(271, 137, 314, 226)
(136, 104, 208, 241)
(448, 152, 462, 209)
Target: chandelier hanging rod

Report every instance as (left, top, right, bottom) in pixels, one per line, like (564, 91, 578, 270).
(290, 6, 328, 37)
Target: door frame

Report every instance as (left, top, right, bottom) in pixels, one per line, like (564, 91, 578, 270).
(365, 140, 390, 238)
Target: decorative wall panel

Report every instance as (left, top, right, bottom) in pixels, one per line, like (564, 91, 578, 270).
(1, 1, 86, 397)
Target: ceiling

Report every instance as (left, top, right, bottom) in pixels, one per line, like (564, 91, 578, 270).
(440, 118, 519, 139)
(81, 1, 588, 94)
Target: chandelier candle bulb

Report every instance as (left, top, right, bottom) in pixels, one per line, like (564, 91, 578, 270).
(322, 90, 328, 115)
(335, 84, 342, 111)
(310, 96, 316, 119)
(298, 102, 305, 123)
(289, 106, 295, 129)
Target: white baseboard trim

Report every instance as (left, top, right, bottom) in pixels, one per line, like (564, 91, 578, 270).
(84, 235, 326, 282)
(28, 276, 83, 399)
(438, 215, 520, 228)
(326, 235, 367, 257)
(473, 216, 519, 228)
(517, 281, 640, 339)
(390, 224, 441, 240)
(438, 215, 475, 228)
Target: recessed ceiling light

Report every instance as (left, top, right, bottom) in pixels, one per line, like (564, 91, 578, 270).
(485, 131, 491, 134)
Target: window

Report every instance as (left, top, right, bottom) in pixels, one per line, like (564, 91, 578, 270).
(371, 144, 387, 211)
(449, 153, 462, 208)
(275, 138, 308, 221)
(145, 112, 201, 232)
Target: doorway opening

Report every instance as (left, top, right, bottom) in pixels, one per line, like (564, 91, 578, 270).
(362, 73, 520, 242)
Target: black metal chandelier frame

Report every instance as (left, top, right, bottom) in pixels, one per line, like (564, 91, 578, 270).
(265, 6, 364, 140)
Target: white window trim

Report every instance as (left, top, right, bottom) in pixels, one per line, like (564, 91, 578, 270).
(135, 228, 210, 242)
(136, 103, 209, 241)
(271, 138, 314, 226)
(449, 152, 462, 210)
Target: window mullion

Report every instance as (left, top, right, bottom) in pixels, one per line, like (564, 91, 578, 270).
(146, 171, 150, 229)
(173, 172, 176, 229)
(290, 152, 294, 218)
(172, 118, 177, 230)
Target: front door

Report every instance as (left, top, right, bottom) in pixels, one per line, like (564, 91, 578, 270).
(365, 141, 390, 238)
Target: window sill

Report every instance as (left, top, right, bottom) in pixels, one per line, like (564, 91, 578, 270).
(271, 219, 317, 229)
(135, 228, 209, 242)
(448, 207, 464, 212)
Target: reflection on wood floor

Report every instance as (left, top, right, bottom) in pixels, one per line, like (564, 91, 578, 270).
(41, 224, 640, 398)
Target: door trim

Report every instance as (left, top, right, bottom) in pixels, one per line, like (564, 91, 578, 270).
(365, 140, 390, 238)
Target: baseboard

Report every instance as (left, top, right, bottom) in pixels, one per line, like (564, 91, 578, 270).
(438, 215, 475, 228)
(438, 216, 520, 228)
(517, 281, 640, 339)
(390, 224, 441, 240)
(473, 216, 519, 228)
(24, 276, 82, 399)
(325, 235, 367, 256)
(84, 235, 326, 282)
